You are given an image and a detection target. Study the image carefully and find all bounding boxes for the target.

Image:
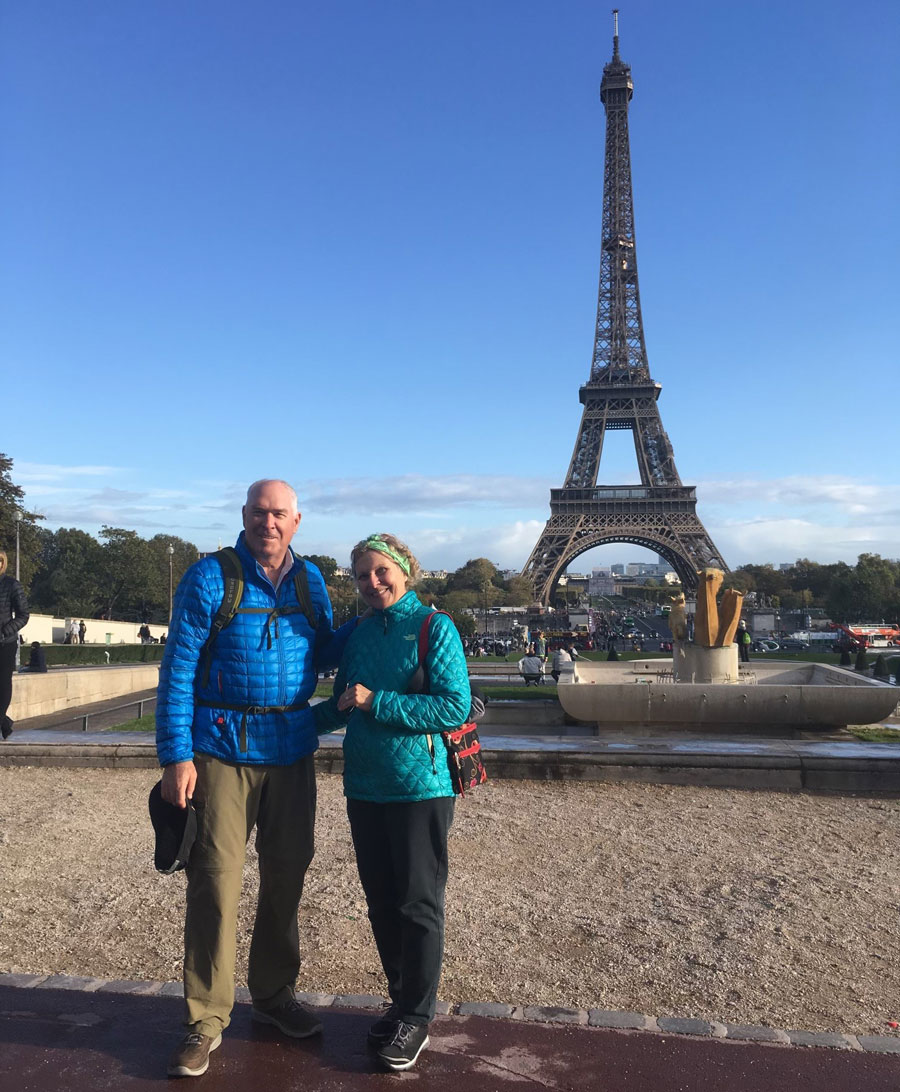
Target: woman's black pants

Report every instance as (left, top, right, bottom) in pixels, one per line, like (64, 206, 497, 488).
(0, 642, 16, 724)
(347, 795, 454, 1027)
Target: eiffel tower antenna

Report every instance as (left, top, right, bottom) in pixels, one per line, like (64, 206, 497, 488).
(522, 14, 727, 602)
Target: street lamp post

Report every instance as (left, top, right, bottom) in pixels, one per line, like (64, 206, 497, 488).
(167, 546, 175, 625)
(482, 581, 489, 640)
(14, 512, 21, 668)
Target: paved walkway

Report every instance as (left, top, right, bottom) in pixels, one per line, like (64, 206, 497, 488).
(3, 718, 900, 791)
(2, 979, 899, 1091)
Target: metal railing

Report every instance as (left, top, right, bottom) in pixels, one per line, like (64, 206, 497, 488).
(41, 695, 158, 733)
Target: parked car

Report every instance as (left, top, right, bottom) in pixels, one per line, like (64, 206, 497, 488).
(778, 639, 809, 651)
(752, 639, 780, 652)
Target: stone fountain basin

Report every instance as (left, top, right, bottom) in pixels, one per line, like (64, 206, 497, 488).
(558, 659, 899, 729)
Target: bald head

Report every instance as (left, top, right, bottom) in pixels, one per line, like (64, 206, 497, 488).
(246, 479, 298, 515)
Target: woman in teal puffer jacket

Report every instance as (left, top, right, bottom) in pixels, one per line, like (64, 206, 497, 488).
(315, 533, 470, 1072)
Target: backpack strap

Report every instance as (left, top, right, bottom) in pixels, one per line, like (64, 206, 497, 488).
(197, 551, 325, 689)
(197, 547, 244, 688)
(292, 560, 319, 633)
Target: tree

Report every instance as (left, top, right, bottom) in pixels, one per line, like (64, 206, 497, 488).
(791, 558, 832, 601)
(327, 575, 359, 626)
(0, 453, 44, 586)
(446, 558, 501, 592)
(438, 589, 482, 615)
(853, 554, 897, 620)
(97, 528, 156, 620)
(305, 554, 338, 584)
(28, 527, 104, 616)
(503, 575, 535, 607)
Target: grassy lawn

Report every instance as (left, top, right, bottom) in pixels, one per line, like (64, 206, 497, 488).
(109, 713, 156, 732)
(845, 725, 900, 743)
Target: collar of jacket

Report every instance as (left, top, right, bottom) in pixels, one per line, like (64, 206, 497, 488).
(375, 589, 422, 626)
(233, 531, 299, 585)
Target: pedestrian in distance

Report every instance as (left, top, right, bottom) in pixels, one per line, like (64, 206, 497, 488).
(155, 479, 353, 1079)
(736, 619, 751, 663)
(550, 645, 572, 682)
(315, 533, 471, 1072)
(519, 649, 544, 684)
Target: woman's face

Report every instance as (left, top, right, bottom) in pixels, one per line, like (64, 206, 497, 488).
(354, 550, 409, 610)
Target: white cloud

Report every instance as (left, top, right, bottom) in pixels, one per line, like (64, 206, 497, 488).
(15, 462, 123, 482)
(16, 462, 900, 570)
(298, 474, 551, 515)
(698, 475, 900, 517)
(711, 517, 900, 567)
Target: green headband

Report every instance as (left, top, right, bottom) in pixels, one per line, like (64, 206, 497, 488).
(363, 537, 411, 575)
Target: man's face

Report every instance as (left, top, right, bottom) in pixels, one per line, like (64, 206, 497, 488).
(242, 482, 301, 568)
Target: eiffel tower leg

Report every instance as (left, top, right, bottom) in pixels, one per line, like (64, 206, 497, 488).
(524, 508, 727, 605)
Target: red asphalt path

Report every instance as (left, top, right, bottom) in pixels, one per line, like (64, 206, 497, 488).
(2, 985, 898, 1091)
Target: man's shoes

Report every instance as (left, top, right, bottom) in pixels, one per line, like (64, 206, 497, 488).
(166, 1032, 222, 1077)
(251, 998, 323, 1038)
(376, 1020, 430, 1071)
(366, 1003, 400, 1048)
(1, 716, 12, 740)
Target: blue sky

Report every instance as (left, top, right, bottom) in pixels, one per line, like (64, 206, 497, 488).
(2, 0, 898, 575)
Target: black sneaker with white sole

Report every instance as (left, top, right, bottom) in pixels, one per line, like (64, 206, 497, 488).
(367, 1004, 401, 1048)
(376, 1020, 430, 1071)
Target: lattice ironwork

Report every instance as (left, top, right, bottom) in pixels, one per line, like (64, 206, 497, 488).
(523, 16, 726, 603)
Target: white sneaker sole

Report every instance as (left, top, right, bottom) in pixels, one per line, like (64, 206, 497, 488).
(167, 1033, 221, 1077)
(378, 1033, 430, 1071)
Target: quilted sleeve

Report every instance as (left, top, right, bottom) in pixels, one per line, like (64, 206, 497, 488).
(155, 560, 219, 766)
(304, 561, 358, 673)
(370, 613, 470, 733)
(0, 579, 29, 640)
(313, 656, 352, 735)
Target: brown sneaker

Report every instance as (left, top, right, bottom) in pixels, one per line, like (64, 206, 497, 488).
(167, 1031, 222, 1077)
(251, 998, 323, 1038)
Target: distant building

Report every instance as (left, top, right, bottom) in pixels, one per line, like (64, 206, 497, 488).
(589, 568, 616, 596)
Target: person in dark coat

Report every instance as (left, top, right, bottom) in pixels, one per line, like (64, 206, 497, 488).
(0, 550, 30, 739)
(26, 641, 48, 672)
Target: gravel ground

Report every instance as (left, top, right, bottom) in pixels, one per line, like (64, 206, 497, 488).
(1, 766, 898, 1037)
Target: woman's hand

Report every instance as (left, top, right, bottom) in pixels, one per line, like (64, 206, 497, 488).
(337, 683, 374, 713)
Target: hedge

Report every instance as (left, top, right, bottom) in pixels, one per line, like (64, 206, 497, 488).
(24, 644, 166, 667)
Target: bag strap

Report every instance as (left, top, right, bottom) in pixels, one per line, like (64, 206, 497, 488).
(292, 560, 319, 633)
(410, 609, 453, 694)
(415, 609, 452, 772)
(198, 547, 244, 688)
(417, 609, 452, 665)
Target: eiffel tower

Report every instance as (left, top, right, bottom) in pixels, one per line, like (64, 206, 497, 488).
(523, 12, 727, 603)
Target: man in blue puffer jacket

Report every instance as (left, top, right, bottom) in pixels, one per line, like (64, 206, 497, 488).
(156, 479, 351, 1079)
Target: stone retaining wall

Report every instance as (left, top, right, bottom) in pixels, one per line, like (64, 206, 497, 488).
(9, 665, 161, 720)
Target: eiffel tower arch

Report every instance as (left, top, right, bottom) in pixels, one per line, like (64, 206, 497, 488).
(523, 13, 727, 605)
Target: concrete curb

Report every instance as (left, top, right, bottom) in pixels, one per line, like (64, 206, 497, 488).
(2, 736, 899, 792)
(2, 972, 898, 1055)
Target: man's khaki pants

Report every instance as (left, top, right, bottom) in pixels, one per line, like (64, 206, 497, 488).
(183, 752, 316, 1036)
